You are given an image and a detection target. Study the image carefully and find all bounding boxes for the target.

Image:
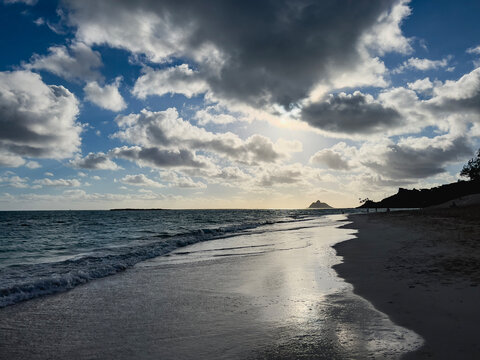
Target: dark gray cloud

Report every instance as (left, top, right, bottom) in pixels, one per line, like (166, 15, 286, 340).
(363, 137, 472, 179)
(309, 149, 351, 170)
(25, 42, 103, 82)
(65, 0, 398, 108)
(109, 146, 208, 169)
(301, 92, 402, 134)
(0, 71, 81, 167)
(69, 153, 119, 170)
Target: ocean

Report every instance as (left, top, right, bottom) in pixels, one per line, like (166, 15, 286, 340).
(0, 208, 359, 308)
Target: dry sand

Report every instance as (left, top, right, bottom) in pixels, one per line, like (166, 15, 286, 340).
(335, 206, 480, 359)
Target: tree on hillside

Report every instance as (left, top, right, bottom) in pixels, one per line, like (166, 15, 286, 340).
(460, 149, 480, 181)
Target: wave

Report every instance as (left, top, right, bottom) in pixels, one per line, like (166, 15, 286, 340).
(0, 216, 318, 308)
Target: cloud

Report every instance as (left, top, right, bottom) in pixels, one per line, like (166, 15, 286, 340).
(467, 45, 480, 55)
(65, 0, 408, 109)
(0, 71, 81, 167)
(301, 92, 403, 135)
(161, 171, 206, 189)
(110, 146, 209, 169)
(407, 77, 434, 93)
(25, 42, 103, 82)
(429, 68, 480, 115)
(84, 77, 127, 111)
(360, 0, 412, 56)
(393, 56, 451, 74)
(194, 105, 243, 125)
(309, 143, 353, 170)
(120, 174, 165, 188)
(132, 65, 208, 99)
(0, 152, 25, 167)
(25, 161, 41, 169)
(69, 152, 119, 170)
(3, 0, 37, 5)
(114, 108, 300, 164)
(34, 178, 82, 187)
(0, 174, 29, 188)
(362, 135, 472, 179)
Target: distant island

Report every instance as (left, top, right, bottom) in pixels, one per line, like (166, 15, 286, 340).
(110, 208, 165, 211)
(358, 180, 480, 209)
(308, 200, 333, 209)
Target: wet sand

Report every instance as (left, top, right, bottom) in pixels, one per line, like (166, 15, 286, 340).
(335, 207, 480, 359)
(0, 216, 422, 359)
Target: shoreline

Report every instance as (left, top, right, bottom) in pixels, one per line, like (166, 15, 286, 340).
(335, 207, 480, 359)
(0, 216, 422, 359)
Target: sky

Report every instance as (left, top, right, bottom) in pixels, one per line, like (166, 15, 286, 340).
(0, 0, 480, 210)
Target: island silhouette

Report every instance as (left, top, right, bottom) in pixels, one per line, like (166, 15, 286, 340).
(308, 200, 333, 209)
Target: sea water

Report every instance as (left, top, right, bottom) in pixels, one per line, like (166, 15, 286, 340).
(0, 209, 359, 308)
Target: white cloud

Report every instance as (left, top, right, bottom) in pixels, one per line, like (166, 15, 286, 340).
(132, 65, 208, 99)
(0, 174, 29, 188)
(84, 77, 126, 111)
(120, 174, 165, 188)
(69, 152, 120, 170)
(44, 172, 54, 177)
(393, 56, 451, 73)
(194, 105, 243, 125)
(25, 161, 41, 169)
(361, 0, 413, 56)
(467, 45, 480, 55)
(0, 71, 81, 167)
(25, 42, 103, 82)
(407, 77, 434, 93)
(161, 171, 206, 189)
(34, 178, 82, 187)
(114, 108, 301, 164)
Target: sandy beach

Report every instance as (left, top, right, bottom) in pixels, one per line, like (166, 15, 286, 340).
(0, 216, 422, 359)
(335, 207, 480, 359)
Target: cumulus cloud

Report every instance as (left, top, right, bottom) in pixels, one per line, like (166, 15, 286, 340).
(428, 68, 480, 115)
(194, 105, 243, 125)
(34, 178, 82, 187)
(0, 70, 81, 167)
(393, 56, 451, 74)
(309, 143, 354, 170)
(466, 45, 480, 55)
(407, 77, 434, 93)
(114, 108, 301, 164)
(132, 65, 208, 99)
(25, 161, 41, 169)
(0, 174, 29, 188)
(69, 152, 119, 170)
(360, 0, 412, 56)
(65, 0, 409, 109)
(301, 92, 403, 135)
(161, 171, 206, 189)
(110, 146, 209, 169)
(25, 42, 103, 82)
(84, 77, 126, 111)
(362, 135, 472, 179)
(120, 174, 165, 188)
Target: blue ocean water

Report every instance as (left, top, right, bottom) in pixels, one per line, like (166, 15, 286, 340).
(0, 209, 359, 308)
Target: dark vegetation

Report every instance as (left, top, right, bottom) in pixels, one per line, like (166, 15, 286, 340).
(359, 150, 480, 209)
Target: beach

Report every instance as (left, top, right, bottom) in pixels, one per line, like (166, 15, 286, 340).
(0, 215, 422, 359)
(335, 207, 480, 359)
